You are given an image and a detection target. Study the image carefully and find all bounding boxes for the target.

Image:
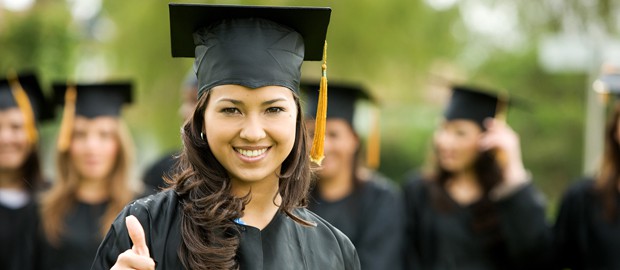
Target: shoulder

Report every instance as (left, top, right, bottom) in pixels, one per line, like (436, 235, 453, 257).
(294, 208, 356, 247)
(560, 177, 596, 205)
(112, 190, 181, 232)
(402, 171, 432, 197)
(361, 171, 401, 198)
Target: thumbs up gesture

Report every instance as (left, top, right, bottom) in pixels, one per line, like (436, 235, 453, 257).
(111, 215, 156, 270)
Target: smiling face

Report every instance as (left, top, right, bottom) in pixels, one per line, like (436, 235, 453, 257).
(305, 118, 359, 180)
(434, 119, 483, 173)
(69, 116, 120, 181)
(204, 85, 297, 184)
(0, 108, 32, 173)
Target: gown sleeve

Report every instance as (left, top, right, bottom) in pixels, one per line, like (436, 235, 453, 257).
(90, 200, 154, 270)
(495, 183, 553, 268)
(355, 182, 405, 270)
(401, 176, 427, 270)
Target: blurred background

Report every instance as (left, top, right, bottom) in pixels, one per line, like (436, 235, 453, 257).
(1, 0, 619, 217)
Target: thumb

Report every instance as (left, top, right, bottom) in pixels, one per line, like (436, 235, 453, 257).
(126, 215, 150, 257)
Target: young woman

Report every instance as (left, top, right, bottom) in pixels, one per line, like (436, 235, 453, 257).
(402, 85, 551, 269)
(0, 73, 53, 270)
(554, 82, 620, 269)
(302, 82, 404, 270)
(91, 4, 359, 270)
(37, 82, 135, 269)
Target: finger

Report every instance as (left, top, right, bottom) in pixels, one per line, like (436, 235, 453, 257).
(126, 215, 150, 257)
(115, 249, 156, 270)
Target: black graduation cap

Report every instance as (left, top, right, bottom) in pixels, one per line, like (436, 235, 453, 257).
(52, 82, 133, 118)
(0, 73, 54, 121)
(444, 85, 508, 129)
(300, 81, 373, 125)
(168, 3, 331, 96)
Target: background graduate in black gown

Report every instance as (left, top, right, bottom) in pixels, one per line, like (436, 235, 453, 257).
(0, 72, 53, 270)
(301, 81, 404, 270)
(37, 82, 136, 269)
(554, 65, 620, 270)
(92, 4, 359, 270)
(403, 85, 551, 269)
(141, 70, 198, 196)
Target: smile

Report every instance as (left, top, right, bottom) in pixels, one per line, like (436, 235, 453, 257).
(234, 147, 269, 158)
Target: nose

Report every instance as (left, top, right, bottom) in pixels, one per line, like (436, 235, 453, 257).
(239, 115, 266, 142)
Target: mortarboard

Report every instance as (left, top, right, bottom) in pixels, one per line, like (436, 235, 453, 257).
(52, 82, 133, 151)
(300, 81, 381, 169)
(0, 72, 54, 144)
(169, 3, 331, 164)
(444, 85, 508, 130)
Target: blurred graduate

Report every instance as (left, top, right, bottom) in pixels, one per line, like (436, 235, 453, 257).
(37, 82, 136, 269)
(91, 4, 360, 269)
(553, 66, 620, 269)
(402, 85, 551, 269)
(141, 70, 198, 196)
(302, 81, 404, 270)
(0, 72, 53, 270)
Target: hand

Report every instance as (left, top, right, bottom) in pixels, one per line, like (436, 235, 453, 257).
(110, 215, 156, 270)
(479, 118, 529, 186)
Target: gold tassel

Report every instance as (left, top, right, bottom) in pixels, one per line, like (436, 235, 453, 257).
(57, 84, 77, 152)
(7, 71, 38, 145)
(310, 41, 328, 165)
(366, 107, 381, 170)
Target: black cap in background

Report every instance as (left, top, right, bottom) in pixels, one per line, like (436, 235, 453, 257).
(0, 73, 54, 122)
(444, 85, 508, 129)
(300, 81, 373, 125)
(52, 82, 133, 118)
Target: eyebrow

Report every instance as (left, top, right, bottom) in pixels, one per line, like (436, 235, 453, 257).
(216, 98, 288, 105)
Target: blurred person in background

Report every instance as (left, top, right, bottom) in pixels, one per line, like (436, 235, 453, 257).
(402, 85, 551, 269)
(37, 82, 136, 270)
(302, 81, 404, 270)
(0, 72, 53, 270)
(141, 70, 198, 196)
(554, 65, 620, 269)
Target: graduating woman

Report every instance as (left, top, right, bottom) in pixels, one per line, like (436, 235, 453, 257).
(554, 70, 620, 269)
(91, 3, 359, 270)
(0, 73, 53, 270)
(402, 85, 551, 269)
(302, 82, 404, 270)
(37, 82, 135, 269)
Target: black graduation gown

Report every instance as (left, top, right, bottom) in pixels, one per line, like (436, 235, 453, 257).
(36, 201, 108, 270)
(91, 189, 360, 270)
(308, 173, 404, 270)
(402, 176, 551, 270)
(553, 178, 620, 270)
(0, 199, 39, 270)
(142, 153, 177, 196)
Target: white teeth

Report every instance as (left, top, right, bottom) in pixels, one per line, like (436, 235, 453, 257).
(236, 148, 267, 157)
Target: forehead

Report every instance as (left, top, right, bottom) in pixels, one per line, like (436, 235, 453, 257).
(73, 116, 119, 129)
(440, 119, 482, 131)
(207, 85, 295, 102)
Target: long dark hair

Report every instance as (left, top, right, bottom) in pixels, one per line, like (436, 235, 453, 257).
(171, 90, 313, 270)
(595, 101, 620, 221)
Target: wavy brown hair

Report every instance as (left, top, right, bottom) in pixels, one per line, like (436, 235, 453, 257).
(595, 101, 620, 221)
(40, 119, 135, 245)
(170, 90, 313, 270)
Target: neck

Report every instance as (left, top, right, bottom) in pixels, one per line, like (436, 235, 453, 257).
(317, 164, 354, 202)
(0, 170, 24, 190)
(76, 177, 109, 204)
(232, 175, 281, 230)
(446, 168, 482, 205)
